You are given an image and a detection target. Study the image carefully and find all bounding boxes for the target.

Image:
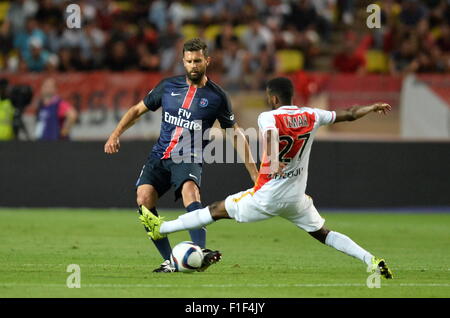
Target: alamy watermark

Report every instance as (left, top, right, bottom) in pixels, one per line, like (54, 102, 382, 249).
(366, 264, 381, 288)
(66, 4, 81, 29)
(66, 264, 81, 288)
(366, 4, 381, 29)
(167, 125, 283, 175)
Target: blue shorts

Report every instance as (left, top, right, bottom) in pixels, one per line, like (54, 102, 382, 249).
(135, 157, 202, 201)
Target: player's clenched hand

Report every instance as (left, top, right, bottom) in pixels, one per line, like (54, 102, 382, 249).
(372, 102, 392, 115)
(104, 135, 120, 154)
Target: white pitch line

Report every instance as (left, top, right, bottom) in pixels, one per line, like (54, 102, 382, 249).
(0, 283, 449, 289)
(20, 264, 148, 267)
(3, 264, 450, 271)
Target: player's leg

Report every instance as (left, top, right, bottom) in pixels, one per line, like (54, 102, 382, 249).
(157, 190, 271, 235)
(135, 159, 174, 272)
(141, 188, 273, 238)
(136, 184, 172, 261)
(163, 198, 228, 272)
(283, 195, 374, 264)
(209, 200, 231, 219)
(141, 189, 275, 272)
(143, 191, 270, 274)
(170, 161, 208, 248)
(309, 226, 393, 278)
(283, 195, 393, 278)
(180, 180, 207, 248)
(309, 226, 374, 265)
(154, 200, 227, 235)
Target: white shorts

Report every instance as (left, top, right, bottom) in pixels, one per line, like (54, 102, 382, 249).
(224, 189, 325, 232)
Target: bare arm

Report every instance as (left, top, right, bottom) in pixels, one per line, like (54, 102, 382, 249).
(264, 128, 286, 175)
(104, 101, 149, 154)
(230, 123, 258, 182)
(334, 102, 392, 123)
(255, 128, 286, 177)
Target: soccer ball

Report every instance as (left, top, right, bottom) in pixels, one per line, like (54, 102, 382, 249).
(170, 241, 204, 273)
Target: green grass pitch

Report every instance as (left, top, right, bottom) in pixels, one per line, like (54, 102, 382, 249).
(0, 208, 449, 298)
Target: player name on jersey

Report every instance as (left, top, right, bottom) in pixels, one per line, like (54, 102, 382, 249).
(284, 114, 310, 128)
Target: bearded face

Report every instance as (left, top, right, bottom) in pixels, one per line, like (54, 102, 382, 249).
(183, 50, 209, 84)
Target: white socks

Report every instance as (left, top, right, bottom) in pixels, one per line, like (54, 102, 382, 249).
(160, 207, 214, 234)
(325, 231, 373, 265)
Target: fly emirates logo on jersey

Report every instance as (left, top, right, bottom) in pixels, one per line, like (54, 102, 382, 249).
(164, 108, 202, 131)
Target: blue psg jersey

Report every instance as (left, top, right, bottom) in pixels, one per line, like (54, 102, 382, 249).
(143, 75, 235, 161)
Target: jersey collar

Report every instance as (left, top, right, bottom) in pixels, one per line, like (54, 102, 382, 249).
(278, 105, 299, 110)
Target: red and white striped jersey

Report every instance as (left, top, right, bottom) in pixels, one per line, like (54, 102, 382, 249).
(253, 105, 336, 202)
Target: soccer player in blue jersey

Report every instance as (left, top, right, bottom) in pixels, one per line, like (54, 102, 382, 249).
(104, 38, 258, 272)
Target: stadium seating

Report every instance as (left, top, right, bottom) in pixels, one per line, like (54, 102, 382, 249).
(0, 2, 10, 22)
(181, 24, 199, 40)
(365, 50, 389, 73)
(116, 1, 132, 11)
(233, 25, 249, 40)
(276, 49, 304, 73)
(204, 24, 222, 42)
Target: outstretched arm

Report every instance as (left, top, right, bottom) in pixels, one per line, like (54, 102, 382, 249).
(104, 101, 149, 154)
(334, 102, 392, 123)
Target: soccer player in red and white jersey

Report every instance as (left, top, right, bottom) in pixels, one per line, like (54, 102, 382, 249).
(140, 77, 393, 278)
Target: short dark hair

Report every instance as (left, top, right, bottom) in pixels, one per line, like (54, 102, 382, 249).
(183, 38, 209, 58)
(266, 77, 294, 104)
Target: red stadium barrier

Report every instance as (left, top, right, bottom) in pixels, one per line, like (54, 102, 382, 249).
(3, 72, 163, 114)
(288, 71, 403, 109)
(3, 71, 407, 113)
(4, 71, 447, 140)
(3, 71, 406, 111)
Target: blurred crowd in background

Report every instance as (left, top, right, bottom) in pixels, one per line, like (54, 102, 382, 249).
(0, 0, 449, 92)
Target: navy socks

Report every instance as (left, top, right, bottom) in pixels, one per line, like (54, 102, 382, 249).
(186, 201, 206, 248)
(139, 206, 172, 261)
